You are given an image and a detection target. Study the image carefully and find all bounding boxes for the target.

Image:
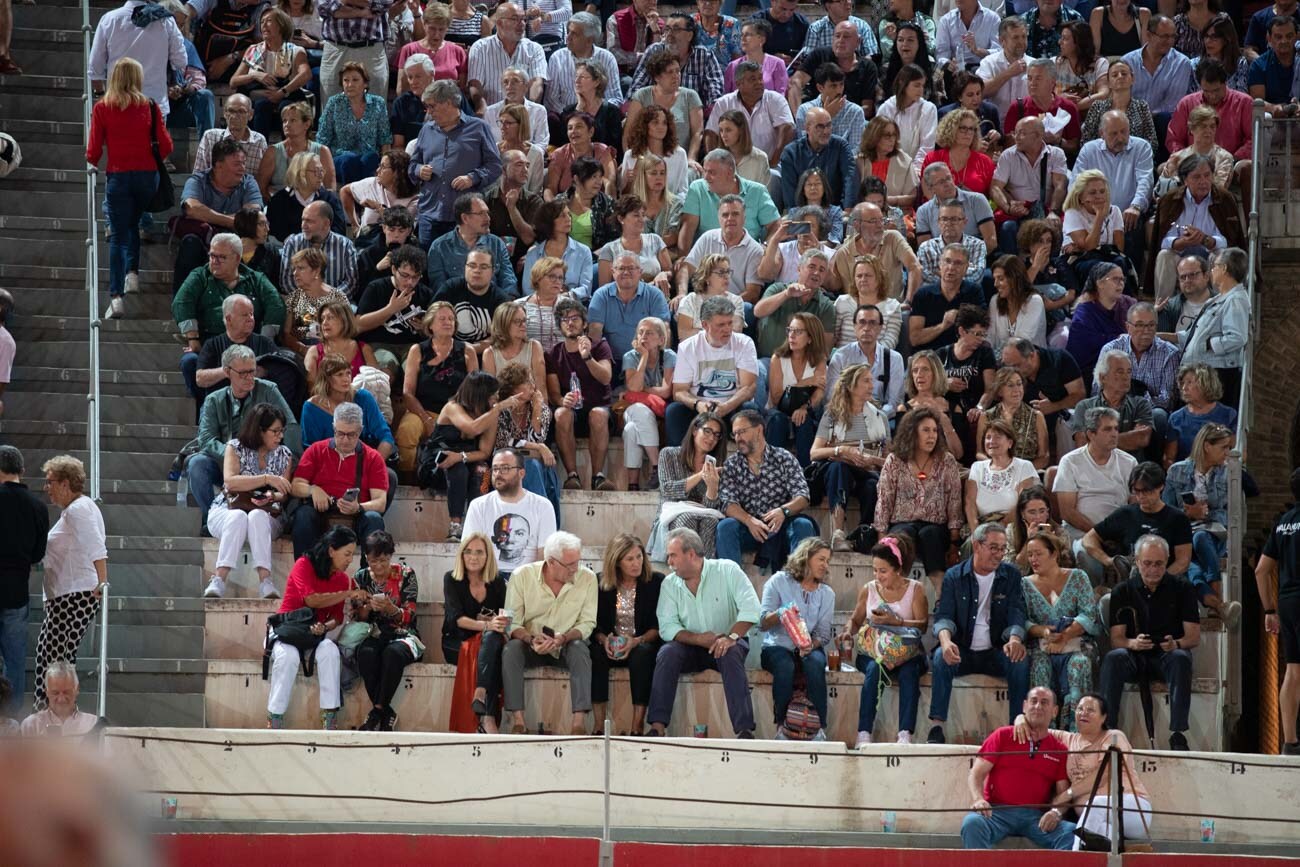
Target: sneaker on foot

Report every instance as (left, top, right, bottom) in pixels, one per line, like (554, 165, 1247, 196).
(854, 732, 873, 749)
(378, 707, 397, 732)
(1221, 600, 1242, 629)
(446, 520, 463, 542)
(1283, 741, 1300, 755)
(926, 724, 946, 744)
(106, 297, 125, 319)
(563, 473, 581, 490)
(1169, 731, 1189, 751)
(203, 576, 226, 598)
(594, 473, 615, 491)
(812, 729, 827, 741)
(831, 529, 852, 552)
(124, 273, 140, 294)
(259, 577, 279, 599)
(358, 708, 382, 731)
(896, 730, 913, 745)
(774, 728, 788, 740)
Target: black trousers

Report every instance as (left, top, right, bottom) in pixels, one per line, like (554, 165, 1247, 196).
(590, 639, 659, 706)
(356, 636, 416, 708)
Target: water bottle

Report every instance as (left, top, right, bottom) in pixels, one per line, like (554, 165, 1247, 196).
(569, 372, 583, 409)
(175, 476, 188, 507)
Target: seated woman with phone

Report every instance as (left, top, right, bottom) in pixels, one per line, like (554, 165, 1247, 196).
(646, 412, 728, 561)
(351, 530, 421, 732)
(442, 532, 511, 733)
(204, 402, 295, 601)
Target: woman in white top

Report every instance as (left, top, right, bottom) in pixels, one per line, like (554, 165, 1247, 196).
(964, 417, 1038, 529)
(596, 195, 673, 287)
(765, 311, 829, 467)
(810, 362, 891, 550)
(339, 149, 418, 240)
(989, 254, 1048, 350)
(620, 104, 691, 198)
(715, 108, 771, 186)
(204, 403, 295, 601)
(1062, 169, 1125, 256)
(35, 455, 107, 712)
(676, 253, 746, 341)
(875, 64, 938, 188)
(521, 256, 572, 353)
(834, 254, 903, 349)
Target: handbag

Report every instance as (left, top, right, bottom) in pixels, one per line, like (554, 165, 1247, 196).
(778, 385, 815, 415)
(449, 632, 484, 733)
(225, 485, 284, 516)
(262, 606, 324, 679)
(145, 100, 174, 213)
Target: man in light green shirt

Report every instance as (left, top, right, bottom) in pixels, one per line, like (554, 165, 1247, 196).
(503, 531, 598, 734)
(648, 528, 760, 738)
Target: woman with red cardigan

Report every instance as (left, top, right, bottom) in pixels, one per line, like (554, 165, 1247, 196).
(86, 57, 173, 320)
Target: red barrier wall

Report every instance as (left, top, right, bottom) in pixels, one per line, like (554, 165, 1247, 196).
(614, 844, 1108, 867)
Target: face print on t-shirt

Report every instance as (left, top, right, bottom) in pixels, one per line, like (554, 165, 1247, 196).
(492, 512, 532, 562)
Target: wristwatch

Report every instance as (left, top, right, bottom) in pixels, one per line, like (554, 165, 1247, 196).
(727, 632, 741, 642)
(781, 506, 792, 519)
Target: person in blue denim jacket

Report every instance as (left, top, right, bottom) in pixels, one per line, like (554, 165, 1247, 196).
(926, 521, 1030, 744)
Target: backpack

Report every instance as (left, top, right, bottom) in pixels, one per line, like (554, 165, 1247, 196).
(256, 349, 308, 421)
(782, 691, 822, 740)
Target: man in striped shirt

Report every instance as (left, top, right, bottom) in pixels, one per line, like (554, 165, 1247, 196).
(319, 0, 395, 104)
(468, 3, 548, 111)
(280, 202, 359, 298)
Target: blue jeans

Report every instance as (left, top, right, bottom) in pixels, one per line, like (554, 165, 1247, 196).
(1188, 529, 1226, 598)
(522, 457, 562, 527)
(105, 170, 159, 296)
(291, 505, 385, 559)
(857, 652, 924, 734)
(961, 805, 1077, 850)
(824, 461, 878, 516)
(929, 645, 1029, 724)
(167, 88, 217, 135)
(333, 150, 381, 186)
(761, 644, 828, 730)
(765, 407, 818, 467)
(997, 219, 1022, 256)
(180, 351, 200, 400)
(0, 603, 28, 715)
(715, 515, 816, 566)
(185, 452, 224, 524)
(664, 399, 763, 447)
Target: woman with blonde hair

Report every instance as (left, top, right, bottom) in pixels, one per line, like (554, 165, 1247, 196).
(257, 101, 336, 198)
(482, 301, 547, 388)
(1061, 169, 1124, 258)
(715, 108, 770, 185)
(920, 108, 995, 196)
(834, 256, 902, 348)
(630, 153, 684, 251)
(809, 363, 891, 550)
(521, 255, 573, 352)
(397, 301, 476, 472)
(759, 537, 836, 740)
(303, 300, 379, 383)
(281, 247, 351, 356)
(591, 534, 664, 735)
(86, 57, 173, 319)
(765, 312, 829, 467)
(621, 104, 690, 197)
(302, 352, 397, 464)
(266, 150, 345, 241)
(902, 350, 962, 457)
(395, 1, 468, 91)
(441, 531, 510, 732)
(497, 103, 546, 194)
(858, 115, 916, 210)
(677, 253, 745, 341)
(621, 316, 676, 491)
(1164, 422, 1237, 623)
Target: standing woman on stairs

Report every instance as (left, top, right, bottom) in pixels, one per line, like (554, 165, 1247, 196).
(86, 57, 174, 320)
(35, 456, 107, 712)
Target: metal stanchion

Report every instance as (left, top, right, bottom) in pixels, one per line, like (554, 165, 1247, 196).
(97, 583, 110, 719)
(600, 716, 613, 867)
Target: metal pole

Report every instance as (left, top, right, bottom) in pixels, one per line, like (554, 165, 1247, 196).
(97, 583, 110, 719)
(600, 717, 613, 867)
(1108, 746, 1122, 857)
(81, 0, 101, 503)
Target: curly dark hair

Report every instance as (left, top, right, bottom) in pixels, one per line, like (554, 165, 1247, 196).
(891, 406, 949, 460)
(625, 103, 679, 155)
(644, 50, 683, 82)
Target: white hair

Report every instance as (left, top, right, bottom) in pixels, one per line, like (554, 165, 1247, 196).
(403, 53, 435, 74)
(45, 660, 79, 689)
(210, 232, 243, 256)
(333, 401, 364, 428)
(222, 293, 253, 317)
(543, 530, 583, 561)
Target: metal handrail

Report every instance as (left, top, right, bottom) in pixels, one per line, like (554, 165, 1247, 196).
(81, 0, 106, 717)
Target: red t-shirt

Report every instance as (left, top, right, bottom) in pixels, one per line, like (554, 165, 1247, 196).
(280, 556, 350, 624)
(295, 440, 389, 500)
(1003, 95, 1082, 145)
(921, 148, 997, 196)
(978, 726, 1070, 807)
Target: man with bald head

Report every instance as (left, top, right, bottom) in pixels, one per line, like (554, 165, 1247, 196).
(788, 20, 879, 115)
(779, 106, 857, 210)
(193, 93, 267, 173)
(990, 116, 1068, 254)
(1073, 110, 1155, 270)
(280, 200, 359, 297)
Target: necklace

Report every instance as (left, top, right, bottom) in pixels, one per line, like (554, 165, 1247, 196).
(915, 453, 935, 481)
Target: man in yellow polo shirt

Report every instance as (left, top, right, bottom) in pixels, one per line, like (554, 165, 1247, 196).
(502, 530, 598, 735)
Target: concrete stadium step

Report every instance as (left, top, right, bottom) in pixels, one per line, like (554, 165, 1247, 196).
(4, 120, 85, 145)
(20, 448, 180, 484)
(0, 90, 84, 124)
(12, 364, 188, 395)
(0, 234, 179, 269)
(104, 534, 207, 568)
(1, 419, 194, 454)
(0, 72, 87, 97)
(28, 594, 205, 627)
(10, 315, 181, 345)
(21, 689, 206, 727)
(15, 289, 178, 320)
(6, 391, 194, 427)
(34, 501, 202, 541)
(25, 619, 204, 660)
(203, 658, 1223, 749)
(30, 563, 206, 598)
(20, 339, 184, 371)
(12, 4, 110, 30)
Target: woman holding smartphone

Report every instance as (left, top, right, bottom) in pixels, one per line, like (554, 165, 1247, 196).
(442, 532, 510, 732)
(352, 530, 421, 732)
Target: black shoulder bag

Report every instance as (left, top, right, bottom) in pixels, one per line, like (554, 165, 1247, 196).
(146, 100, 174, 213)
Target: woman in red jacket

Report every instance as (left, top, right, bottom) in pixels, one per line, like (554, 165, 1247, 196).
(86, 57, 174, 319)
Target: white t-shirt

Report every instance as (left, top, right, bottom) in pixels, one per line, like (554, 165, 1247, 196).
(774, 240, 834, 285)
(969, 457, 1039, 517)
(674, 331, 760, 403)
(0, 325, 13, 383)
(621, 147, 690, 197)
(971, 569, 996, 651)
(344, 176, 418, 227)
(1052, 445, 1139, 533)
(1062, 205, 1124, 250)
(678, 291, 745, 331)
(462, 489, 557, 574)
(596, 234, 668, 278)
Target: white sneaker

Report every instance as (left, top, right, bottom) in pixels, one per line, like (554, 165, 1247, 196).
(203, 575, 226, 598)
(259, 577, 279, 599)
(854, 732, 873, 749)
(774, 728, 789, 740)
(106, 297, 125, 319)
(831, 529, 853, 552)
(896, 730, 913, 745)
(812, 729, 827, 741)
(124, 273, 139, 294)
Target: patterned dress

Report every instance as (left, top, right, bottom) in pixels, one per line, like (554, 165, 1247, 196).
(1023, 568, 1102, 731)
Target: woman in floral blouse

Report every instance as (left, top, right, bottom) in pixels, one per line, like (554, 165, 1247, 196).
(351, 530, 420, 732)
(317, 61, 393, 185)
(873, 406, 963, 585)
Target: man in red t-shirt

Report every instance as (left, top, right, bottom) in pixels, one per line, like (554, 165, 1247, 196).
(962, 686, 1076, 849)
(1003, 59, 1082, 159)
(290, 402, 390, 558)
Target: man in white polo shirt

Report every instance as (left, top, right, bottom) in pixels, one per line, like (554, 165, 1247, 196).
(705, 60, 795, 166)
(1052, 407, 1137, 582)
(677, 195, 766, 303)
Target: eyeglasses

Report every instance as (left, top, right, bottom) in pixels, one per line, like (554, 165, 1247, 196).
(786, 327, 807, 335)
(980, 542, 1008, 554)
(1177, 272, 1205, 282)
(713, 267, 733, 275)
(227, 367, 256, 378)
(731, 425, 758, 440)
(1130, 485, 1155, 494)
(1129, 320, 1157, 330)
(696, 426, 723, 439)
(333, 430, 361, 440)
(266, 426, 285, 435)
(491, 465, 525, 473)
(549, 556, 582, 573)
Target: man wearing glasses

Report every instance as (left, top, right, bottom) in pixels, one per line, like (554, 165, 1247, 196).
(916, 200, 988, 285)
(752, 247, 836, 359)
(1081, 461, 1192, 584)
(188, 344, 301, 526)
(193, 94, 267, 174)
(174, 138, 264, 291)
(546, 298, 617, 491)
(627, 13, 724, 108)
(778, 107, 857, 211)
(501, 531, 597, 734)
(826, 303, 905, 415)
(927, 522, 1030, 744)
(464, 448, 556, 574)
(289, 401, 388, 558)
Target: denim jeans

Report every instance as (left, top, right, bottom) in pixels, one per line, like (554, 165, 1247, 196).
(522, 457, 562, 527)
(167, 89, 217, 135)
(333, 150, 381, 186)
(761, 644, 828, 730)
(929, 645, 1029, 724)
(824, 462, 878, 517)
(180, 351, 200, 401)
(0, 603, 28, 715)
(291, 506, 385, 559)
(1187, 529, 1226, 598)
(185, 452, 224, 523)
(857, 652, 924, 734)
(961, 805, 1076, 850)
(715, 515, 816, 566)
(105, 170, 160, 296)
(765, 407, 818, 467)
